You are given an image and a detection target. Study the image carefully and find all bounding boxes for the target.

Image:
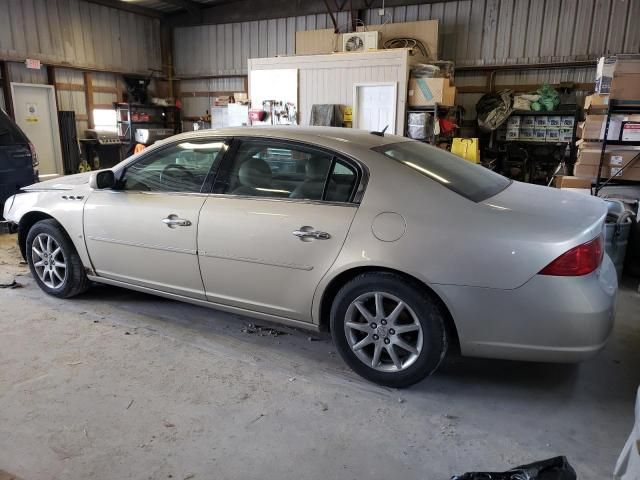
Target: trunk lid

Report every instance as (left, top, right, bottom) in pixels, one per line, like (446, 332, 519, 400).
(477, 181, 607, 287)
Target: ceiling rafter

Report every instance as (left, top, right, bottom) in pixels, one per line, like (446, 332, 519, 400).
(160, 0, 202, 16)
(84, 0, 164, 18)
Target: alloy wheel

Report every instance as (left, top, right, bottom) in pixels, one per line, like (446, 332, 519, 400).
(344, 292, 424, 372)
(31, 233, 67, 289)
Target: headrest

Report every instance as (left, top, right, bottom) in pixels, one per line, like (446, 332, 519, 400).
(306, 157, 329, 181)
(238, 158, 272, 188)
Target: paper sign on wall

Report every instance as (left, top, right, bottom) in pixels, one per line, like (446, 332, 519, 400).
(25, 103, 39, 123)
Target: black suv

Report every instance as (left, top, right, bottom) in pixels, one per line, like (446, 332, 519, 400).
(0, 108, 38, 218)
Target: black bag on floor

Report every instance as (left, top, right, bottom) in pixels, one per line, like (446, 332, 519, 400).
(451, 456, 576, 480)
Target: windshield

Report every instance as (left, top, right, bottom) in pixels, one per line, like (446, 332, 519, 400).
(373, 141, 510, 202)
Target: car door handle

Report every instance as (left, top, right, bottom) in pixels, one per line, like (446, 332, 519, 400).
(162, 215, 192, 228)
(293, 227, 331, 240)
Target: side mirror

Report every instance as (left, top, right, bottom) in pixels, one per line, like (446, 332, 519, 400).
(89, 170, 116, 189)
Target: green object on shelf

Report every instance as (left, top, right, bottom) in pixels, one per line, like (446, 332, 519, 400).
(536, 83, 560, 112)
(531, 101, 542, 111)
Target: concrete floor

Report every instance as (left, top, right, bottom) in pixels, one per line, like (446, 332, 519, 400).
(0, 232, 638, 480)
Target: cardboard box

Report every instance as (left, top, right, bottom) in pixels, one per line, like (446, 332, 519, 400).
(507, 116, 521, 128)
(574, 162, 608, 179)
(595, 55, 640, 94)
(580, 114, 640, 140)
(584, 94, 609, 111)
(555, 175, 592, 189)
(622, 122, 640, 141)
(559, 128, 573, 142)
(561, 116, 575, 128)
(546, 128, 560, 142)
(534, 128, 547, 142)
(577, 144, 640, 168)
(519, 127, 535, 140)
(522, 116, 536, 128)
(506, 127, 519, 141)
(611, 166, 640, 181)
(610, 74, 640, 101)
(534, 116, 548, 128)
(547, 115, 562, 128)
(408, 78, 456, 106)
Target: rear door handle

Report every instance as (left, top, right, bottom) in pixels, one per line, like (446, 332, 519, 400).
(162, 214, 192, 228)
(293, 227, 331, 240)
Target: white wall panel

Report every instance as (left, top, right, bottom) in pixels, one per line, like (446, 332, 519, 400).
(1, 0, 161, 74)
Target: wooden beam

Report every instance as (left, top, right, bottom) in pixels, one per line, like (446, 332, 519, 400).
(457, 82, 595, 94)
(93, 86, 118, 94)
(93, 103, 115, 109)
(55, 83, 85, 92)
(180, 91, 245, 97)
(84, 72, 94, 129)
(0, 61, 13, 119)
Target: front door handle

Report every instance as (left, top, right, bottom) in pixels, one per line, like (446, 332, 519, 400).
(162, 214, 192, 228)
(293, 226, 331, 240)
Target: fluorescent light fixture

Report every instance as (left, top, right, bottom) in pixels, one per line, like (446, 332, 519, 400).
(403, 161, 450, 184)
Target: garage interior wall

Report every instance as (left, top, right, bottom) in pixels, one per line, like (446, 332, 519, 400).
(0, 0, 162, 135)
(0, 0, 161, 74)
(173, 0, 640, 121)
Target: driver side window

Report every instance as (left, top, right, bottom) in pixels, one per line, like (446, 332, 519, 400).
(121, 140, 227, 193)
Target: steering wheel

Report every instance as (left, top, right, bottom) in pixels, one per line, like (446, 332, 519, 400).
(160, 164, 195, 183)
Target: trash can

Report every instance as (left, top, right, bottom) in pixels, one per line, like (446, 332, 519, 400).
(604, 200, 634, 280)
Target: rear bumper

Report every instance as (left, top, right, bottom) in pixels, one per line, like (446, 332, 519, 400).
(434, 254, 618, 363)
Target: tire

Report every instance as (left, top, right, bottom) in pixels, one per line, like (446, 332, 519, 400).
(330, 272, 447, 388)
(26, 219, 90, 298)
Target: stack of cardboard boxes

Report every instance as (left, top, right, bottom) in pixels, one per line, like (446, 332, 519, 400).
(497, 114, 574, 142)
(574, 55, 640, 181)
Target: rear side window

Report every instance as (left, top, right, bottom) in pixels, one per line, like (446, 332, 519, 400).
(374, 141, 510, 202)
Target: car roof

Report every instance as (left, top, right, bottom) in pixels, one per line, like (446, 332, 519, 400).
(164, 126, 408, 154)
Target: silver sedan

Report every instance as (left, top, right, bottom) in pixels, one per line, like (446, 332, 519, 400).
(3, 127, 617, 387)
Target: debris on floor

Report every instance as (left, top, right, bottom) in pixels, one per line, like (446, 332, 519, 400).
(451, 456, 576, 480)
(240, 322, 289, 337)
(0, 274, 23, 289)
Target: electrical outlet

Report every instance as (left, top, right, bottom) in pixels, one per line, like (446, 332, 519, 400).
(378, 8, 385, 16)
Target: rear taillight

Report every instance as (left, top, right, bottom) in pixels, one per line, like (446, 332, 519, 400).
(29, 143, 39, 167)
(539, 235, 604, 276)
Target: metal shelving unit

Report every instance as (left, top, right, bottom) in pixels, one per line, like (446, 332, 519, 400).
(594, 100, 640, 195)
(114, 103, 181, 145)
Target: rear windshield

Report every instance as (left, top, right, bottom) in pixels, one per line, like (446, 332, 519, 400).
(373, 141, 510, 202)
(0, 108, 28, 146)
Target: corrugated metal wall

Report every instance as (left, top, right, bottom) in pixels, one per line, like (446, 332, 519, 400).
(364, 0, 639, 65)
(174, 11, 352, 76)
(0, 0, 162, 74)
(174, 0, 640, 77)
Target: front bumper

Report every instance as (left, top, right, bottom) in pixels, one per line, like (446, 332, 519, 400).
(434, 254, 618, 363)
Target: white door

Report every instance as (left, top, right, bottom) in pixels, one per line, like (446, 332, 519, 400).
(84, 139, 229, 299)
(198, 138, 361, 322)
(11, 83, 63, 179)
(353, 82, 397, 134)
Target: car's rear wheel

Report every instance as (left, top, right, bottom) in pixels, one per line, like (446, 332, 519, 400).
(26, 219, 89, 298)
(330, 272, 447, 388)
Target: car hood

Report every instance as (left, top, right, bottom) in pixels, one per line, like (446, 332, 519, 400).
(22, 172, 93, 191)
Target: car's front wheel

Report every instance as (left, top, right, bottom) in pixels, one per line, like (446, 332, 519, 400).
(26, 219, 89, 298)
(330, 272, 447, 388)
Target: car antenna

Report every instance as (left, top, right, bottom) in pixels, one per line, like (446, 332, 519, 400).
(370, 125, 389, 137)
